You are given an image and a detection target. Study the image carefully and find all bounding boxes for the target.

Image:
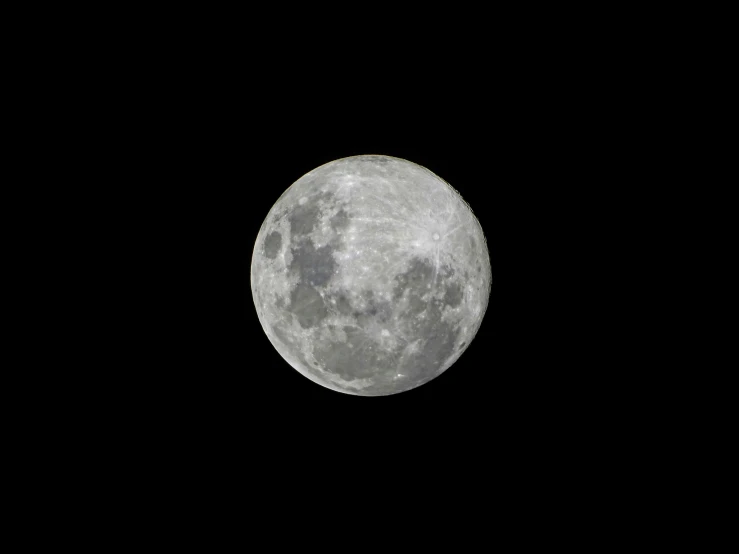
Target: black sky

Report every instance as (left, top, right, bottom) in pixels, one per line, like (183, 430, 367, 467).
(101, 39, 625, 469)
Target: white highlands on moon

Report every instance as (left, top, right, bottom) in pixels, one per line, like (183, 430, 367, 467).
(251, 155, 491, 396)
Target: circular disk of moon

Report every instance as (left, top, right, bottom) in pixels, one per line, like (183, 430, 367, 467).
(251, 154, 491, 396)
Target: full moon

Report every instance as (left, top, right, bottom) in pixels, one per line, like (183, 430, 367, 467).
(251, 155, 491, 396)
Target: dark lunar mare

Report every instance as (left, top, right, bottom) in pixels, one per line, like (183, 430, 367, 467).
(289, 283, 328, 329)
(392, 257, 460, 380)
(289, 239, 336, 288)
(281, 191, 344, 330)
(263, 231, 282, 259)
(330, 209, 350, 231)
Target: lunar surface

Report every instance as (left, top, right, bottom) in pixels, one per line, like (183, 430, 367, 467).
(251, 155, 491, 396)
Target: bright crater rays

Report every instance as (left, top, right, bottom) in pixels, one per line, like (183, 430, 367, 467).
(251, 155, 491, 396)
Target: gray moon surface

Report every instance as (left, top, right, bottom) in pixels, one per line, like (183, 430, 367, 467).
(251, 155, 491, 396)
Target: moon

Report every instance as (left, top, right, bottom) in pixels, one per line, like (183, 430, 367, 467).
(251, 155, 491, 396)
